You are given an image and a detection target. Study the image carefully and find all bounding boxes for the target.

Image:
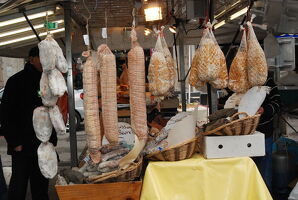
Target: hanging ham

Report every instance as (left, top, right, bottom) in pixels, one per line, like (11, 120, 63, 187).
(209, 29, 228, 89)
(228, 29, 250, 93)
(247, 21, 268, 86)
(148, 31, 173, 100)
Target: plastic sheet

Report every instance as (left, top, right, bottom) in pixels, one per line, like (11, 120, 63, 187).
(141, 154, 272, 200)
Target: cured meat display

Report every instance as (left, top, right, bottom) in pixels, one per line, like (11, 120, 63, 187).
(37, 142, 58, 179)
(38, 36, 56, 72)
(209, 30, 228, 89)
(196, 27, 220, 82)
(228, 29, 250, 93)
(40, 72, 58, 107)
(48, 68, 67, 97)
(33, 106, 53, 143)
(49, 105, 66, 135)
(119, 28, 148, 169)
(98, 44, 118, 144)
(247, 21, 268, 86)
(83, 51, 101, 163)
(127, 29, 148, 141)
(148, 29, 175, 100)
(189, 25, 228, 89)
(35, 35, 68, 179)
(160, 33, 176, 93)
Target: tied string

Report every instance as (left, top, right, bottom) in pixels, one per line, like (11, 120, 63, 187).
(83, 0, 92, 50)
(132, 8, 136, 28)
(105, 9, 108, 44)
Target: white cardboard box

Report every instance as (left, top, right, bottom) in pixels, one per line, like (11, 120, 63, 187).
(203, 132, 265, 159)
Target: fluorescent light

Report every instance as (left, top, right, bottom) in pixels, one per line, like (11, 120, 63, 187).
(214, 20, 226, 29)
(0, 11, 54, 27)
(230, 7, 248, 20)
(144, 6, 162, 21)
(215, 9, 226, 19)
(231, 0, 241, 7)
(0, 28, 65, 46)
(0, 20, 64, 38)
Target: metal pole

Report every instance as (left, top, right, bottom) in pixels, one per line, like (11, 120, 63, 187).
(22, 11, 41, 42)
(64, 1, 78, 167)
(207, 0, 218, 114)
(178, 24, 187, 112)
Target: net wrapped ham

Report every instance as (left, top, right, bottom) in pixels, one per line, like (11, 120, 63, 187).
(37, 142, 57, 179)
(189, 29, 207, 89)
(196, 28, 221, 82)
(160, 34, 175, 93)
(40, 72, 58, 107)
(119, 28, 147, 169)
(209, 29, 228, 89)
(83, 51, 101, 163)
(33, 106, 53, 143)
(247, 21, 268, 86)
(148, 32, 173, 99)
(48, 68, 67, 97)
(228, 29, 250, 93)
(49, 105, 66, 135)
(97, 44, 118, 144)
(38, 35, 56, 72)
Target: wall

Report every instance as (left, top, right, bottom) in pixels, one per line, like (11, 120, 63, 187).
(0, 57, 25, 87)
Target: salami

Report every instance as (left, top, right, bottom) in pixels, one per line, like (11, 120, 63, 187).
(98, 44, 118, 144)
(40, 72, 58, 107)
(33, 106, 53, 143)
(37, 142, 57, 179)
(83, 51, 101, 163)
(49, 105, 66, 135)
(48, 68, 67, 97)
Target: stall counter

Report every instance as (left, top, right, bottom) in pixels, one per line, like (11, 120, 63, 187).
(141, 154, 272, 200)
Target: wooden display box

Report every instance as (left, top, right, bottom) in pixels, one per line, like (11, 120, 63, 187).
(55, 181, 142, 200)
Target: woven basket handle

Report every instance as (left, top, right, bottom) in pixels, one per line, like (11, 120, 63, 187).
(230, 112, 248, 120)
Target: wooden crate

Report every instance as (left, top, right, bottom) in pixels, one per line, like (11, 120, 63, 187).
(55, 181, 142, 200)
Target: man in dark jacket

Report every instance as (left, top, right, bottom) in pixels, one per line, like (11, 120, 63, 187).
(254, 77, 281, 193)
(1, 47, 57, 200)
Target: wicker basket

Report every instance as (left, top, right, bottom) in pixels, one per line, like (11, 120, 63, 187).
(86, 156, 143, 184)
(202, 112, 261, 136)
(146, 137, 198, 161)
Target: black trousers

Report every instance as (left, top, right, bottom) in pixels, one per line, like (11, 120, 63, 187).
(0, 156, 8, 200)
(8, 153, 49, 200)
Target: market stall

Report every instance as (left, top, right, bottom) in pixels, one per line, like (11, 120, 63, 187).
(1, 0, 298, 199)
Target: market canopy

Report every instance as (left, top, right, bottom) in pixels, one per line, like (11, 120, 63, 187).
(0, 0, 297, 58)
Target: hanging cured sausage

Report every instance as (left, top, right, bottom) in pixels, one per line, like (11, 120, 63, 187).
(98, 44, 118, 144)
(119, 28, 147, 169)
(83, 51, 101, 163)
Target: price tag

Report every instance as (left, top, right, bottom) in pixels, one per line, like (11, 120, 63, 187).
(44, 22, 58, 29)
(102, 28, 107, 39)
(83, 34, 90, 46)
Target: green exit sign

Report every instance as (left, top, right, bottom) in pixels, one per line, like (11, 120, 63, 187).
(44, 22, 58, 29)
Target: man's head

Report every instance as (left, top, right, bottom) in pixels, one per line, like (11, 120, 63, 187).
(29, 46, 42, 72)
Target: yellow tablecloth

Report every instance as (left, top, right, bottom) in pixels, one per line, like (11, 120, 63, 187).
(141, 154, 272, 200)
